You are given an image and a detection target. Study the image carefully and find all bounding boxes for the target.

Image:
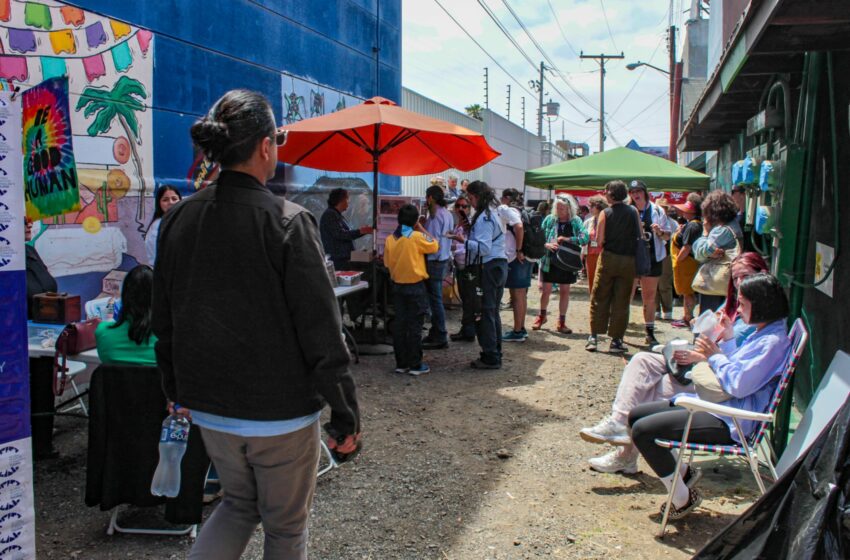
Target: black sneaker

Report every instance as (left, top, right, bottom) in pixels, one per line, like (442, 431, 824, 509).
(659, 487, 703, 520)
(422, 338, 448, 349)
(470, 358, 501, 369)
(645, 332, 660, 346)
(450, 331, 475, 342)
(585, 335, 598, 352)
(608, 338, 626, 353)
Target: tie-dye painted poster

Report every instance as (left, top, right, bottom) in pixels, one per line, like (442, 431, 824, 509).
(22, 76, 80, 220)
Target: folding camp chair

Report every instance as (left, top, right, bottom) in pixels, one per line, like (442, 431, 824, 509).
(655, 318, 808, 537)
(54, 360, 89, 417)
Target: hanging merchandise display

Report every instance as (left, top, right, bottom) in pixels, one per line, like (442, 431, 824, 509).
(22, 76, 80, 220)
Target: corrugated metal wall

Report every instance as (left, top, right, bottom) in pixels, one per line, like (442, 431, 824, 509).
(400, 88, 562, 202)
(400, 88, 484, 198)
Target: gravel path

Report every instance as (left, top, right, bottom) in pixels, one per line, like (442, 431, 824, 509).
(35, 281, 760, 559)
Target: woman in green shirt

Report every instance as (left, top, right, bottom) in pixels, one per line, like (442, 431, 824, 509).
(96, 265, 157, 365)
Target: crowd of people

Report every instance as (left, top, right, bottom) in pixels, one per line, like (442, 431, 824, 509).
(24, 88, 793, 556)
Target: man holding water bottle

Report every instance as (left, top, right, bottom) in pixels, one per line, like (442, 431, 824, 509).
(153, 90, 360, 559)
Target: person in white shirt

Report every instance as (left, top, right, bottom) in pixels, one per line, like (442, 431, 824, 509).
(498, 189, 529, 342)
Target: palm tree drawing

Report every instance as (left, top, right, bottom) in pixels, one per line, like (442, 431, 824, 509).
(75, 76, 149, 223)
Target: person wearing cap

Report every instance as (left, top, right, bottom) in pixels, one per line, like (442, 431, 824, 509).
(654, 198, 677, 321)
(628, 180, 672, 347)
(731, 184, 761, 253)
(670, 193, 703, 328)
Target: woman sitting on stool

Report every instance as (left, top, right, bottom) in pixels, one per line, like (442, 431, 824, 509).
(630, 273, 790, 520)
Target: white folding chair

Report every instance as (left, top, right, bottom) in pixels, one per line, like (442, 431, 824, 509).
(654, 318, 808, 537)
(55, 359, 89, 417)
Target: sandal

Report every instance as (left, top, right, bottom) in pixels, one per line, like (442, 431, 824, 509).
(659, 487, 702, 521)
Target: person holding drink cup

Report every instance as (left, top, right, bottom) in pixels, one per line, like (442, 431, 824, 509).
(579, 252, 768, 475)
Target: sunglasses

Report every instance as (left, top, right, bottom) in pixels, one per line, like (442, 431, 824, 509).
(455, 203, 469, 209)
(274, 129, 288, 146)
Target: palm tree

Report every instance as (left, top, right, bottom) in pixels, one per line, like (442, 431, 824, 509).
(76, 76, 149, 223)
(465, 103, 483, 120)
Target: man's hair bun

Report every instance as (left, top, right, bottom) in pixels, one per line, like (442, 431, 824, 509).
(190, 118, 230, 162)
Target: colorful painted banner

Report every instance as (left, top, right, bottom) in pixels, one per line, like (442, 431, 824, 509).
(0, 89, 36, 560)
(23, 76, 80, 220)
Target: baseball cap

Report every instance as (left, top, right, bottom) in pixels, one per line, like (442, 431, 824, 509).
(628, 180, 648, 192)
(673, 200, 698, 215)
(730, 184, 746, 194)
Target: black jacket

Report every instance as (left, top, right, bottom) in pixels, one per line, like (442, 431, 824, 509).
(25, 244, 57, 319)
(152, 170, 359, 435)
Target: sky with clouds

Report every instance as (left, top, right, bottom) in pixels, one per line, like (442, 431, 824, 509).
(402, 0, 686, 151)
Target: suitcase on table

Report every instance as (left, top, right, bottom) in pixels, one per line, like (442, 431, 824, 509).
(33, 292, 82, 324)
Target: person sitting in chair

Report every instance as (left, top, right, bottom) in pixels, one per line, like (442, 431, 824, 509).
(96, 265, 157, 366)
(629, 273, 790, 520)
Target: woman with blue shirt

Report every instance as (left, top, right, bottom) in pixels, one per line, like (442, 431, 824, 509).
(580, 252, 768, 475)
(692, 190, 743, 313)
(422, 185, 454, 349)
(447, 181, 507, 369)
(629, 273, 791, 520)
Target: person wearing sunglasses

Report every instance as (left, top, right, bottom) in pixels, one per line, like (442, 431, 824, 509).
(152, 89, 360, 559)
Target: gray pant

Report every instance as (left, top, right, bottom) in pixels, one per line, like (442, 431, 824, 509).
(189, 421, 320, 560)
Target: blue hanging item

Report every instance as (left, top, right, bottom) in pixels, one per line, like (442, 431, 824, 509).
(759, 160, 775, 191)
(741, 155, 756, 184)
(731, 160, 744, 185)
(755, 206, 775, 235)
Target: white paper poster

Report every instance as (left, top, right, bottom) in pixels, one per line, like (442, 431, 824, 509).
(0, 438, 36, 559)
(815, 242, 834, 298)
(0, 91, 24, 273)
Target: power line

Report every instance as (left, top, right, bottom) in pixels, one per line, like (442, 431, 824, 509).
(608, 34, 665, 120)
(476, 0, 537, 69)
(546, 0, 580, 57)
(616, 89, 669, 129)
(431, 0, 537, 100)
(599, 0, 620, 52)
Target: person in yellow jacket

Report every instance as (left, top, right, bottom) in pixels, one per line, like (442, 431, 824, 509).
(384, 204, 439, 375)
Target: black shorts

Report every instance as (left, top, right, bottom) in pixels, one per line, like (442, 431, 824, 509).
(541, 266, 577, 285)
(640, 259, 663, 278)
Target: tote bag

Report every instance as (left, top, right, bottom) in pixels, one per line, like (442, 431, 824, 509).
(692, 226, 740, 295)
(633, 207, 651, 277)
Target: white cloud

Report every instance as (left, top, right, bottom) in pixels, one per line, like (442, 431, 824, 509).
(403, 0, 675, 147)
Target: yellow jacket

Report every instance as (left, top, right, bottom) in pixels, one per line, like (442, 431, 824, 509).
(384, 229, 439, 284)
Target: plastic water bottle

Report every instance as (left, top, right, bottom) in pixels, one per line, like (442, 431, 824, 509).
(150, 413, 190, 497)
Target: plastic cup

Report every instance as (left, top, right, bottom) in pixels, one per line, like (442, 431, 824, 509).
(670, 339, 689, 353)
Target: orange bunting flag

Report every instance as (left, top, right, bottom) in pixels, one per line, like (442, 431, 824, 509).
(49, 29, 76, 55)
(60, 6, 85, 26)
(109, 19, 132, 39)
(0, 0, 10, 22)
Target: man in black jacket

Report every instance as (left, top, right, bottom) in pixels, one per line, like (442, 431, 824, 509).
(152, 90, 360, 560)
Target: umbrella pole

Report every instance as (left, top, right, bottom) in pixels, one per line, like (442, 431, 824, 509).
(358, 155, 393, 356)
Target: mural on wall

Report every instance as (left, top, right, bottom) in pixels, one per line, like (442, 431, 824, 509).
(0, 0, 153, 298)
(279, 74, 373, 250)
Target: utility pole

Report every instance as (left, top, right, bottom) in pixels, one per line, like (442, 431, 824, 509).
(668, 26, 679, 162)
(483, 67, 489, 109)
(580, 51, 624, 152)
(537, 61, 544, 138)
(506, 84, 511, 121)
(521, 97, 526, 129)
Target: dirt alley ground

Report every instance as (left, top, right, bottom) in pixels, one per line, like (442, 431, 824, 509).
(35, 278, 762, 559)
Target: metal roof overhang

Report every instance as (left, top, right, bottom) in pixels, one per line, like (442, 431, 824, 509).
(678, 0, 850, 152)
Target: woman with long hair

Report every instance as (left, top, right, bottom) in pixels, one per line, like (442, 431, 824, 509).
(449, 194, 476, 341)
(145, 185, 182, 265)
(670, 193, 703, 328)
(447, 181, 507, 368)
(95, 265, 157, 365)
(580, 252, 768, 475)
(532, 194, 588, 333)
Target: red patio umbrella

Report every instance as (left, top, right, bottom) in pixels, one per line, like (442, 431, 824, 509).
(278, 96, 500, 243)
(277, 96, 500, 352)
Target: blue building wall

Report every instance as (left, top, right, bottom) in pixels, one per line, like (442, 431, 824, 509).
(70, 0, 402, 194)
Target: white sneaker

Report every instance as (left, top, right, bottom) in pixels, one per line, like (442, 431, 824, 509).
(588, 448, 639, 474)
(662, 311, 674, 321)
(579, 416, 631, 446)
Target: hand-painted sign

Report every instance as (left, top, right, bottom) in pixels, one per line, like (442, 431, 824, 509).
(22, 76, 79, 220)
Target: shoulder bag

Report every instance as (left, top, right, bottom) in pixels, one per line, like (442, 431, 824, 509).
(552, 219, 583, 272)
(692, 225, 740, 295)
(690, 362, 733, 403)
(53, 319, 100, 396)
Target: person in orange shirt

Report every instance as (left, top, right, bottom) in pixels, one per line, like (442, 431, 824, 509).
(384, 204, 439, 375)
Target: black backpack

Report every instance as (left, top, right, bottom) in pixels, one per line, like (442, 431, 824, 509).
(519, 209, 546, 259)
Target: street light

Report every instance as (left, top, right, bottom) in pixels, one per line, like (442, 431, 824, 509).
(626, 61, 670, 75)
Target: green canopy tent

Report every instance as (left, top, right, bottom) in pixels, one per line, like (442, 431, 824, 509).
(524, 147, 710, 191)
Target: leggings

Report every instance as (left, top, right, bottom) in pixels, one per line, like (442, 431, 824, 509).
(629, 400, 734, 477)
